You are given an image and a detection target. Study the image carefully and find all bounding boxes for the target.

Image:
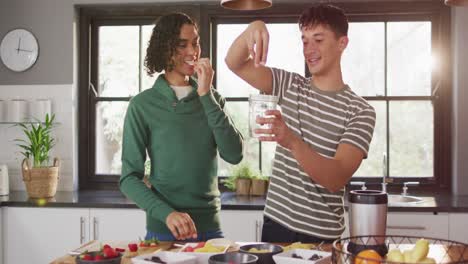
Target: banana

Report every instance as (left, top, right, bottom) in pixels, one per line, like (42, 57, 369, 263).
(411, 239, 430, 262)
(387, 239, 430, 263)
(386, 249, 404, 263)
(420, 257, 437, 264)
(403, 250, 415, 263)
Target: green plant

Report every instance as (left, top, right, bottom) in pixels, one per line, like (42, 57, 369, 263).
(253, 174, 269, 181)
(15, 114, 56, 167)
(221, 163, 264, 191)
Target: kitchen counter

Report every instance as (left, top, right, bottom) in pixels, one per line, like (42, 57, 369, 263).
(51, 240, 333, 264)
(1, 190, 468, 212)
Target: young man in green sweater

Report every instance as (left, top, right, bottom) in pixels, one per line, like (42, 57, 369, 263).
(120, 13, 243, 242)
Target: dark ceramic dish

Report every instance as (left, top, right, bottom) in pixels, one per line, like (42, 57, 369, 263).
(239, 243, 283, 264)
(75, 252, 122, 264)
(209, 252, 259, 264)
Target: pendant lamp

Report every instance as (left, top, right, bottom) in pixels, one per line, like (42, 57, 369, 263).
(221, 0, 272, 10)
(445, 0, 468, 6)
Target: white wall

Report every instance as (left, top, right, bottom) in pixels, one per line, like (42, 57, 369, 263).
(0, 85, 77, 191)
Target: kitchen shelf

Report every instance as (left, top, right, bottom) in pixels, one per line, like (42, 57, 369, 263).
(0, 122, 60, 125)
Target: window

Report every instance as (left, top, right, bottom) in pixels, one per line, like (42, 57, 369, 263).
(342, 21, 434, 179)
(206, 2, 451, 191)
(216, 23, 304, 176)
(79, 2, 450, 191)
(79, 6, 198, 189)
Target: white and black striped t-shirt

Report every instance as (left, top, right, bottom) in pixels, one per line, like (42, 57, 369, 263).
(264, 68, 376, 239)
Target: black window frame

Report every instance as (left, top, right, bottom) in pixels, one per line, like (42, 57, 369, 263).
(78, 1, 451, 192)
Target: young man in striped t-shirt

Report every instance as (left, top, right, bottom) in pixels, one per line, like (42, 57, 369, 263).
(225, 4, 376, 242)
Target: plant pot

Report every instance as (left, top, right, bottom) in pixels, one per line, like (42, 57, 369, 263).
(235, 178, 251, 196)
(22, 158, 60, 198)
(250, 179, 268, 196)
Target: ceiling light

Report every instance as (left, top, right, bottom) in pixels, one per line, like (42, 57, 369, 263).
(221, 0, 272, 10)
(444, 0, 468, 6)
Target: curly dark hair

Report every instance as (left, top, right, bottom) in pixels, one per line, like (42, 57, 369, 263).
(144, 13, 198, 76)
(298, 4, 348, 38)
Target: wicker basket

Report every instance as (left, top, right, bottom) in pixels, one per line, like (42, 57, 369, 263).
(22, 158, 60, 198)
(332, 235, 468, 264)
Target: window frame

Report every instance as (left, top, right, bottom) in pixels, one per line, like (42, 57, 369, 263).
(79, 1, 451, 192)
(78, 5, 201, 189)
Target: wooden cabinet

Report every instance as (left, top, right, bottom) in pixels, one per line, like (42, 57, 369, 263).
(220, 210, 263, 242)
(89, 208, 146, 241)
(386, 212, 449, 239)
(3, 207, 89, 264)
(449, 213, 468, 243)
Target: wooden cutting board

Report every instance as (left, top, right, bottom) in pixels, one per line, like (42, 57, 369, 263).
(50, 240, 174, 264)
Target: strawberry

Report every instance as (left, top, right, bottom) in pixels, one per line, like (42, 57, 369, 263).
(94, 255, 104, 261)
(103, 247, 118, 258)
(80, 254, 93, 261)
(184, 246, 194, 252)
(115, 247, 125, 252)
(103, 244, 111, 249)
(139, 241, 148, 247)
(196, 242, 205, 249)
(128, 243, 138, 252)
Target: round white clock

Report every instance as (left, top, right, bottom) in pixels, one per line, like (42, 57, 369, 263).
(0, 28, 39, 72)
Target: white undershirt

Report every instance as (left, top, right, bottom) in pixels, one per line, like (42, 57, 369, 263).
(170, 85, 193, 100)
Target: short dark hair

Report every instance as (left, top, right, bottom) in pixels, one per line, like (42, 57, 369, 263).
(144, 13, 198, 76)
(298, 4, 348, 37)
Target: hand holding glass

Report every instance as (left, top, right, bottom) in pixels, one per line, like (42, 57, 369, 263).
(249, 94, 278, 138)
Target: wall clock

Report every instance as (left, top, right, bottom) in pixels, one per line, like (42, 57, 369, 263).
(0, 28, 39, 72)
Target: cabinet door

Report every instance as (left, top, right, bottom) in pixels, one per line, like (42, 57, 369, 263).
(3, 207, 89, 264)
(220, 210, 263, 242)
(449, 213, 468, 243)
(1, 207, 3, 264)
(90, 208, 146, 241)
(387, 212, 449, 239)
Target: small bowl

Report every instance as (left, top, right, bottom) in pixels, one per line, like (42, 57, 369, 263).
(132, 251, 197, 264)
(239, 243, 283, 264)
(273, 249, 332, 264)
(209, 252, 258, 264)
(75, 251, 122, 264)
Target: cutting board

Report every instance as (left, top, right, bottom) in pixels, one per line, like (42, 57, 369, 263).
(50, 240, 174, 264)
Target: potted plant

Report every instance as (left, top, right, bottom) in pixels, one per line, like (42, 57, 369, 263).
(222, 163, 267, 196)
(250, 175, 269, 196)
(15, 113, 59, 198)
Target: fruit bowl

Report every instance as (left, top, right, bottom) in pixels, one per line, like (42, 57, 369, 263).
(332, 236, 468, 264)
(179, 242, 229, 264)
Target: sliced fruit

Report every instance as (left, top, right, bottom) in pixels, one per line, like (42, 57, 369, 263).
(355, 249, 382, 264)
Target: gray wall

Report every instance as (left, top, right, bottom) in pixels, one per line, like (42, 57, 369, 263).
(0, 0, 467, 193)
(0, 0, 74, 84)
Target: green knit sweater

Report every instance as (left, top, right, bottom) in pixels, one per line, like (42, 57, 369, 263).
(120, 75, 243, 234)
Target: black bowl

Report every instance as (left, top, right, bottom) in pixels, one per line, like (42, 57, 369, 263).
(209, 252, 259, 264)
(239, 243, 283, 264)
(75, 251, 122, 264)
